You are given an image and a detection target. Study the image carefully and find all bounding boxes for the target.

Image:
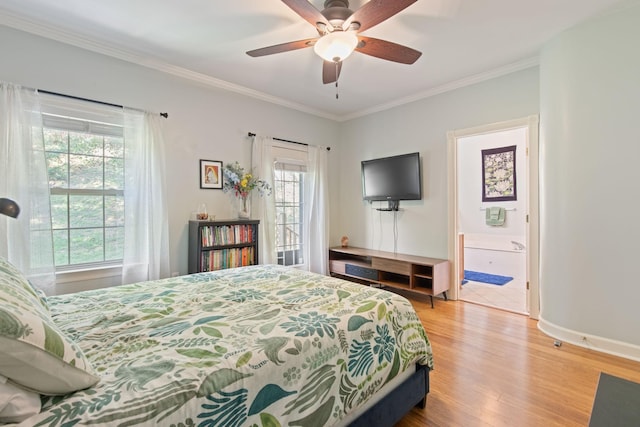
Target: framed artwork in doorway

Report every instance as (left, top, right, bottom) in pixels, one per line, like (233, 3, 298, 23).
(481, 145, 517, 202)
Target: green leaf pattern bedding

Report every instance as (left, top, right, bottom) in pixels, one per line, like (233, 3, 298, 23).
(20, 265, 433, 427)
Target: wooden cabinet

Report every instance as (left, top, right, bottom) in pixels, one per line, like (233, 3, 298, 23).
(329, 246, 450, 307)
(188, 220, 259, 274)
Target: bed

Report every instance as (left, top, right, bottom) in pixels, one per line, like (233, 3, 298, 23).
(0, 258, 432, 426)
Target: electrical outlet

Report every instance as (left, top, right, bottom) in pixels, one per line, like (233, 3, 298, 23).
(171, 272, 180, 277)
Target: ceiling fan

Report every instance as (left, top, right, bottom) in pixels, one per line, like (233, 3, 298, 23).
(246, 0, 422, 85)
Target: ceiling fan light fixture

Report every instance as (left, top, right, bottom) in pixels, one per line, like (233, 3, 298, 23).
(313, 31, 358, 62)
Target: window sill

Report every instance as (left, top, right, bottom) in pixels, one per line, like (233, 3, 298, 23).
(56, 264, 122, 284)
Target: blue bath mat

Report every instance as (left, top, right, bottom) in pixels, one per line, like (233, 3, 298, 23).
(463, 270, 513, 286)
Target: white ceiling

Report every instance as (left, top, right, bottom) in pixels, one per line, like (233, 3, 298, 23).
(0, 0, 626, 121)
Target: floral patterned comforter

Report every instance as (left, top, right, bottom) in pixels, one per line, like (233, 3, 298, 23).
(20, 265, 433, 427)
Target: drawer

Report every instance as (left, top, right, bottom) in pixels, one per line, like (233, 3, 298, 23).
(372, 257, 411, 275)
(345, 264, 378, 280)
(329, 260, 346, 275)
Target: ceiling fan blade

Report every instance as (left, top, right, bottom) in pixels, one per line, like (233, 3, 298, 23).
(343, 0, 417, 33)
(356, 36, 422, 64)
(246, 38, 318, 57)
(322, 60, 342, 84)
(281, 0, 333, 32)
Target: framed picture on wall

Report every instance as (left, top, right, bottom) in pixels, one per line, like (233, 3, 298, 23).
(481, 145, 517, 201)
(200, 159, 223, 189)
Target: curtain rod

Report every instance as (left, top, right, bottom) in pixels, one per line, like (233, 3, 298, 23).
(248, 132, 330, 151)
(38, 90, 168, 118)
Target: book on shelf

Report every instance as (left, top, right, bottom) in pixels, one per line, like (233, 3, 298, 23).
(200, 224, 255, 247)
(199, 247, 255, 271)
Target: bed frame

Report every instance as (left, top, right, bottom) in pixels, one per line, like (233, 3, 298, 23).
(350, 364, 430, 426)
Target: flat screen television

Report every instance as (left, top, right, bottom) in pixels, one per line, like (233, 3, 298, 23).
(361, 152, 422, 211)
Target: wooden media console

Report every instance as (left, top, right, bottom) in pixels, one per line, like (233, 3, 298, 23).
(329, 246, 450, 308)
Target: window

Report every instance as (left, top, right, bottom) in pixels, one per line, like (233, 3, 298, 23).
(274, 163, 305, 267)
(43, 112, 124, 270)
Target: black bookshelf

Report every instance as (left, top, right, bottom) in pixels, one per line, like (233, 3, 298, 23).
(188, 219, 259, 273)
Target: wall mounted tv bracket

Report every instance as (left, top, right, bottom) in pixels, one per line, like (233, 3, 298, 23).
(376, 200, 400, 211)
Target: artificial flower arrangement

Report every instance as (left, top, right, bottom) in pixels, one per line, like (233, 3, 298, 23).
(222, 162, 271, 217)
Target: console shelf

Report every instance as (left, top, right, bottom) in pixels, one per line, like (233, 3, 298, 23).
(329, 246, 450, 308)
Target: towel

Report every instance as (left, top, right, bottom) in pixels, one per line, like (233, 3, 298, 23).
(485, 207, 506, 226)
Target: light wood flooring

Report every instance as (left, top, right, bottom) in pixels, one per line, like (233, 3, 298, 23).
(394, 297, 640, 427)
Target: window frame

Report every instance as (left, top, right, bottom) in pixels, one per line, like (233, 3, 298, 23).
(41, 100, 125, 274)
(273, 163, 306, 268)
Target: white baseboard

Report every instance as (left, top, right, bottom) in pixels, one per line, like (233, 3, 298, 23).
(538, 318, 640, 363)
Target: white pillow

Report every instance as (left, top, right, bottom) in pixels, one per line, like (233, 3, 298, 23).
(0, 257, 99, 395)
(0, 377, 41, 423)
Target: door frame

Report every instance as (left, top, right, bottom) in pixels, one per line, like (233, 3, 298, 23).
(447, 115, 540, 319)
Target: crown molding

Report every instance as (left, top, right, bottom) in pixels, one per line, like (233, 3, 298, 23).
(0, 11, 341, 121)
(1, 10, 537, 123)
(340, 56, 540, 122)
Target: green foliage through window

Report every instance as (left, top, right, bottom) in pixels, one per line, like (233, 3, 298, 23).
(43, 124, 125, 268)
(274, 168, 304, 267)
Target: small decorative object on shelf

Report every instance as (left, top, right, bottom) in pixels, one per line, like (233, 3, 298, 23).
(341, 235, 349, 247)
(222, 161, 271, 219)
(196, 203, 208, 220)
(236, 195, 251, 219)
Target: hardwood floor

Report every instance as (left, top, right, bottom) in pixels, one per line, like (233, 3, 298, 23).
(395, 298, 640, 427)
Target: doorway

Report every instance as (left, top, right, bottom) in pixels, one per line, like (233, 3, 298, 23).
(447, 116, 540, 319)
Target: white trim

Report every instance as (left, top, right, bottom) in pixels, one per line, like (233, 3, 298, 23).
(0, 11, 340, 122)
(446, 132, 458, 299)
(0, 10, 538, 122)
(54, 265, 122, 295)
(55, 265, 122, 284)
(448, 116, 538, 138)
(538, 318, 640, 363)
(525, 115, 540, 320)
(341, 57, 539, 122)
(447, 115, 540, 319)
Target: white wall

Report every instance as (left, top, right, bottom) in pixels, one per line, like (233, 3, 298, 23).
(334, 68, 539, 259)
(0, 25, 340, 285)
(5, 3, 637, 360)
(539, 1, 640, 355)
(457, 127, 527, 237)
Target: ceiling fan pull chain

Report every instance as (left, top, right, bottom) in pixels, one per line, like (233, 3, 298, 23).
(335, 61, 339, 99)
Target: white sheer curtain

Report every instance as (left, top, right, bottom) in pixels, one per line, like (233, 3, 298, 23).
(0, 83, 55, 293)
(251, 135, 329, 272)
(305, 145, 329, 274)
(122, 108, 170, 284)
(251, 136, 277, 264)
